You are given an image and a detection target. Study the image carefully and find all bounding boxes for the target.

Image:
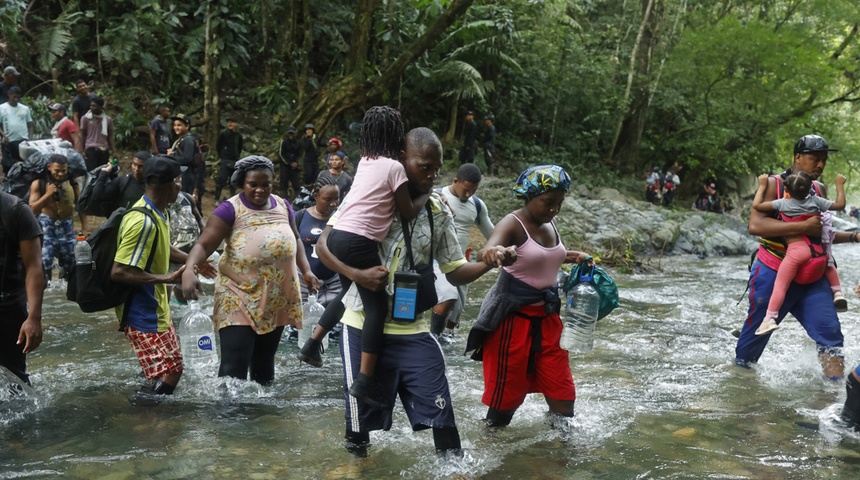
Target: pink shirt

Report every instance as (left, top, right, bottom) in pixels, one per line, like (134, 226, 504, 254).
(503, 214, 566, 289)
(332, 156, 408, 242)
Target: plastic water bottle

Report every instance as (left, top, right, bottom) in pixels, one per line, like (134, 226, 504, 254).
(178, 300, 218, 373)
(561, 271, 600, 352)
(298, 295, 327, 347)
(74, 237, 92, 265)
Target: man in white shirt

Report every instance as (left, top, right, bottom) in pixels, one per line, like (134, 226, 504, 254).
(0, 87, 34, 175)
(431, 163, 494, 340)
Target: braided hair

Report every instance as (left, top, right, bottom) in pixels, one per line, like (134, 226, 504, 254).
(312, 174, 338, 195)
(360, 106, 404, 159)
(784, 171, 812, 199)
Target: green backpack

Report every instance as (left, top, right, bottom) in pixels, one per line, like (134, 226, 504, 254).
(562, 257, 620, 320)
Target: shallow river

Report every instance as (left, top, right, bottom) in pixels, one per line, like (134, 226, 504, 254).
(4, 245, 860, 479)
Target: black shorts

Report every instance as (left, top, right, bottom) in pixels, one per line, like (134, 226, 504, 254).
(340, 325, 457, 433)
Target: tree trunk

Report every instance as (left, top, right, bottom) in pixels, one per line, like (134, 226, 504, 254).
(348, 0, 380, 76)
(442, 94, 460, 144)
(291, 0, 475, 132)
(608, 0, 656, 174)
(202, 2, 220, 149)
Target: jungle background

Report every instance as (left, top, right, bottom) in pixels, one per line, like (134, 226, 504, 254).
(2, 0, 860, 204)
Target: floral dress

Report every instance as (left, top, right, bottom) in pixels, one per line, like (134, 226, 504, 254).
(213, 194, 303, 334)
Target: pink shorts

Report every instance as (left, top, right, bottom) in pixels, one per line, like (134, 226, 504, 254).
(125, 324, 184, 380)
(482, 304, 576, 411)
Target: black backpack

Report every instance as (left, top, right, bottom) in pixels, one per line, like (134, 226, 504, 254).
(66, 207, 160, 322)
(77, 167, 132, 217)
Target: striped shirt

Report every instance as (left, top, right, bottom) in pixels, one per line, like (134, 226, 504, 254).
(114, 196, 172, 333)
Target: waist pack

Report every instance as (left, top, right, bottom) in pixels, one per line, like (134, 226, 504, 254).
(66, 207, 159, 324)
(562, 257, 620, 320)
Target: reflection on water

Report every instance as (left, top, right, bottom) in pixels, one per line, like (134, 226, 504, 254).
(4, 247, 860, 478)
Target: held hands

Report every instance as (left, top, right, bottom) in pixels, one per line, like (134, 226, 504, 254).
(480, 245, 517, 268)
(197, 260, 217, 279)
(180, 266, 203, 301)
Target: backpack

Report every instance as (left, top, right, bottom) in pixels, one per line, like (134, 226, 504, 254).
(194, 134, 207, 168)
(434, 187, 484, 226)
(66, 207, 160, 323)
(0, 148, 87, 200)
(77, 167, 132, 217)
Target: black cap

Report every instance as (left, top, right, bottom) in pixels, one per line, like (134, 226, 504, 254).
(466, 110, 474, 115)
(170, 113, 190, 125)
(143, 156, 184, 184)
(287, 125, 297, 133)
(486, 114, 495, 121)
(794, 134, 838, 154)
(304, 123, 315, 131)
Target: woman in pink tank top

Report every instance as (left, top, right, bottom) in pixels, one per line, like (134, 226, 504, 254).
(475, 165, 589, 428)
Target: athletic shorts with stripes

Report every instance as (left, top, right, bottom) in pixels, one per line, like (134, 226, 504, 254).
(340, 324, 456, 434)
(125, 324, 184, 380)
(482, 304, 576, 411)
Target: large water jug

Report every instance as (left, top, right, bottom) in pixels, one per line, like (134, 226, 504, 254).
(297, 294, 327, 347)
(178, 300, 218, 373)
(561, 269, 600, 352)
(74, 236, 91, 265)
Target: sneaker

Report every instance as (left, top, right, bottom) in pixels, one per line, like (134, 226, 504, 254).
(297, 338, 324, 367)
(834, 291, 848, 312)
(349, 373, 391, 409)
(755, 317, 780, 336)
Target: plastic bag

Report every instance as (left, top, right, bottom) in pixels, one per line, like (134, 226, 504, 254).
(562, 257, 620, 320)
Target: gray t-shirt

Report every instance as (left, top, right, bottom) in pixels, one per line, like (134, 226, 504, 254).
(772, 195, 833, 217)
(439, 185, 494, 252)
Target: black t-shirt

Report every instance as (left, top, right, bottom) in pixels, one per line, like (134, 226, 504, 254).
(0, 82, 14, 106)
(0, 192, 43, 307)
(71, 93, 97, 121)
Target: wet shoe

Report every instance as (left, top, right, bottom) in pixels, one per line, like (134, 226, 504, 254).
(834, 291, 848, 312)
(297, 338, 324, 367)
(349, 373, 391, 409)
(755, 317, 779, 336)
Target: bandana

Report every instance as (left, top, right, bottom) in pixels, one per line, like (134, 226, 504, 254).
(231, 155, 275, 188)
(512, 165, 571, 200)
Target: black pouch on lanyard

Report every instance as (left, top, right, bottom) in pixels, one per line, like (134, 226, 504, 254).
(392, 203, 437, 322)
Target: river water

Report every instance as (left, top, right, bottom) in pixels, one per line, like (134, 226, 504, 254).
(4, 245, 860, 479)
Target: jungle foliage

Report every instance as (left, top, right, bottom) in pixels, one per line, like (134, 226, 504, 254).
(2, 0, 860, 192)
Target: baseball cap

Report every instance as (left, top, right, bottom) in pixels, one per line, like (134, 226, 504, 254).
(226, 115, 238, 122)
(170, 113, 191, 125)
(304, 123, 315, 131)
(794, 134, 838, 154)
(3, 66, 20, 76)
(287, 125, 297, 133)
(47, 103, 66, 111)
(486, 114, 495, 120)
(143, 156, 185, 184)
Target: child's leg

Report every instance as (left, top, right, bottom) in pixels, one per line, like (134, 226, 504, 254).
(353, 283, 389, 375)
(311, 275, 351, 340)
(825, 266, 843, 293)
(766, 241, 811, 317)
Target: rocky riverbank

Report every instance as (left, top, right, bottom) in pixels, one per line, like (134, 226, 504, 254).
(473, 176, 859, 267)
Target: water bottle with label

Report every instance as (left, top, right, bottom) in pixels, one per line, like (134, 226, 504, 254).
(561, 267, 601, 352)
(297, 294, 327, 347)
(74, 236, 91, 265)
(178, 300, 218, 374)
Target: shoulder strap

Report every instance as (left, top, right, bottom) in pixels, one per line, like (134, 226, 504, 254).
(295, 208, 305, 227)
(126, 206, 161, 272)
(473, 195, 483, 223)
(401, 202, 434, 269)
